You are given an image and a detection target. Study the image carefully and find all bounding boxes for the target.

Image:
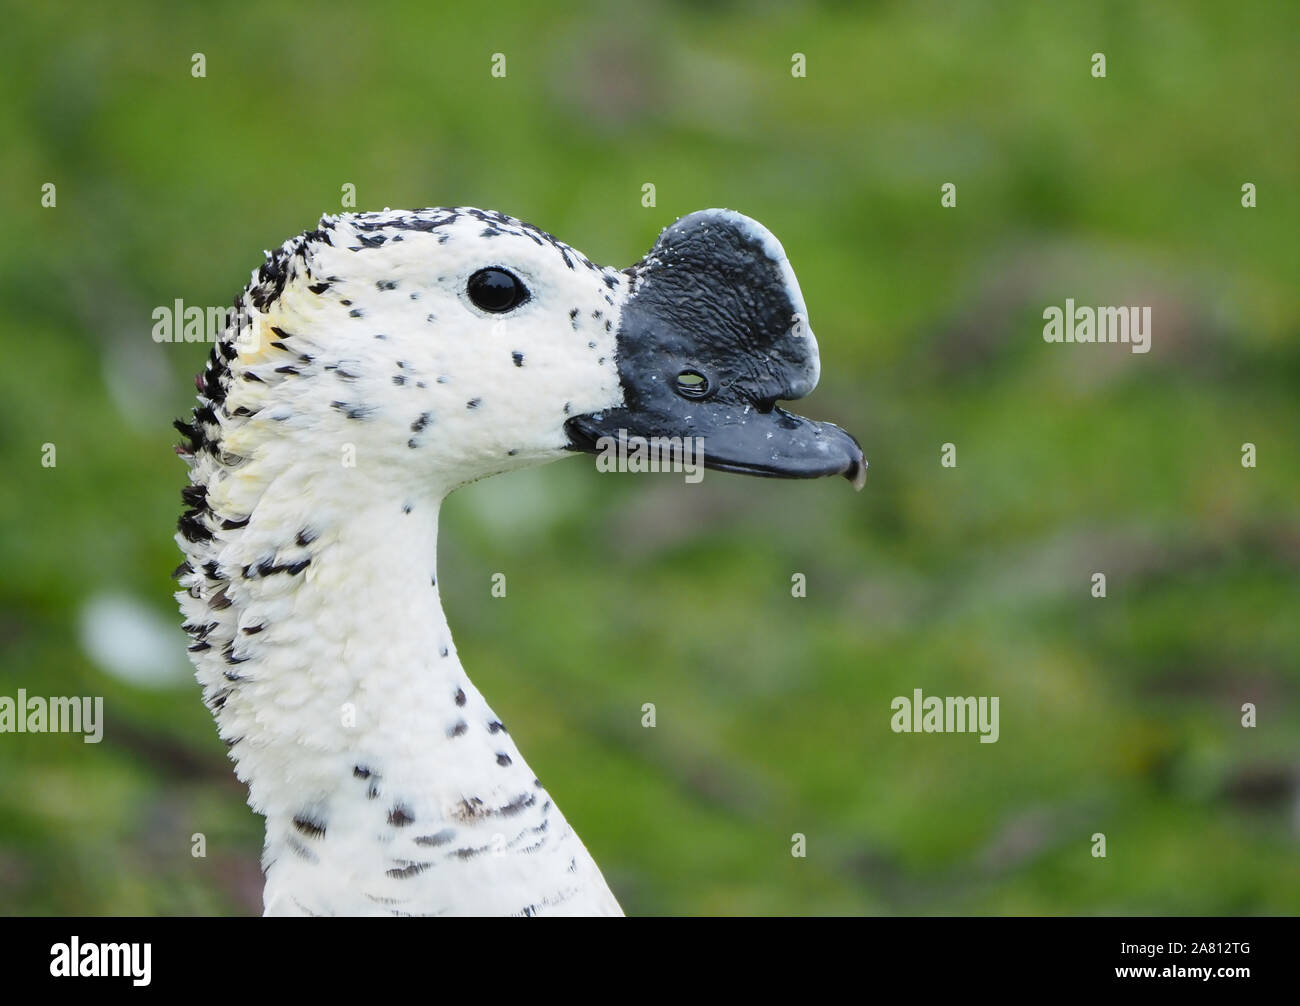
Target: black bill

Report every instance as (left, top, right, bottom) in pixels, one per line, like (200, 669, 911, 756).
(565, 209, 866, 489)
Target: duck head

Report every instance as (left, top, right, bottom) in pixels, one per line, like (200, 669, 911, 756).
(175, 206, 863, 917)
(193, 206, 863, 499)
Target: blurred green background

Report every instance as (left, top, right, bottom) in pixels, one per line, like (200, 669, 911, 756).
(1, 0, 1297, 915)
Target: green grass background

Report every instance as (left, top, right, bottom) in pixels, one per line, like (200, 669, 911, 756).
(0, 0, 1296, 914)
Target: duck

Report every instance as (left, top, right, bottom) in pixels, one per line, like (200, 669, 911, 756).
(172, 206, 865, 917)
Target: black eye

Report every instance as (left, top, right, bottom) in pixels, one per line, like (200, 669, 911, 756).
(675, 369, 711, 399)
(467, 267, 529, 313)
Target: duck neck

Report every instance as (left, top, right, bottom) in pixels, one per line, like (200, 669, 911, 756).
(185, 485, 620, 916)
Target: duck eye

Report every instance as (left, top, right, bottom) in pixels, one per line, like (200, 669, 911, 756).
(467, 267, 529, 313)
(675, 369, 711, 399)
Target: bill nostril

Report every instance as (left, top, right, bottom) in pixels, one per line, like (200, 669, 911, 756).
(674, 369, 711, 400)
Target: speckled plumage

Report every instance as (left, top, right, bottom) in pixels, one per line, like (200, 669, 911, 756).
(174, 206, 852, 916)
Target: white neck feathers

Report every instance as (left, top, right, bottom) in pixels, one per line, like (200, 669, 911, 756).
(178, 480, 621, 916)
